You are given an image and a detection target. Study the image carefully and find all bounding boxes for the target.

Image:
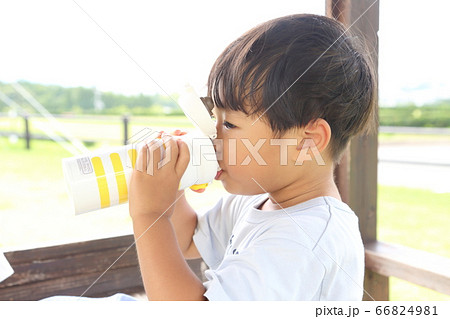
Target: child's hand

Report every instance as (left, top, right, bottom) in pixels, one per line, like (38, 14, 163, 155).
(129, 132, 190, 219)
(170, 130, 208, 194)
(171, 129, 187, 136)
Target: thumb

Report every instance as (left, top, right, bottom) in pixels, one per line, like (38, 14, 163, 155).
(175, 139, 190, 178)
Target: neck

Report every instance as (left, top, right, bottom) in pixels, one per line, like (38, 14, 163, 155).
(261, 167, 341, 211)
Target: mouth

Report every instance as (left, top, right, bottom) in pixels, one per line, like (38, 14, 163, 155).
(214, 169, 223, 180)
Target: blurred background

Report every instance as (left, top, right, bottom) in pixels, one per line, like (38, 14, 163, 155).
(0, 0, 449, 300)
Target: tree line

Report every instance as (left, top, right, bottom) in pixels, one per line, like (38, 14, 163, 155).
(379, 101, 450, 127)
(0, 81, 183, 116)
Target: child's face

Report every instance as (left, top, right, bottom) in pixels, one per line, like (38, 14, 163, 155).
(212, 107, 304, 196)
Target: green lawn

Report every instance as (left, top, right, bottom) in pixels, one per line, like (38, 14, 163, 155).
(0, 130, 449, 301)
(378, 186, 450, 301)
(0, 136, 222, 250)
(379, 132, 450, 144)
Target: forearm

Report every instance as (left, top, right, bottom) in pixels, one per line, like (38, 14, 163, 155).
(171, 190, 199, 258)
(132, 215, 206, 300)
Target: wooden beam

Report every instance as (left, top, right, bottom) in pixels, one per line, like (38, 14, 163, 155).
(366, 241, 450, 296)
(344, 0, 385, 301)
(327, 0, 351, 205)
(326, 0, 350, 25)
(347, 0, 380, 244)
(363, 270, 389, 301)
(0, 266, 143, 301)
(0, 235, 204, 301)
(326, 0, 380, 244)
(326, 0, 388, 301)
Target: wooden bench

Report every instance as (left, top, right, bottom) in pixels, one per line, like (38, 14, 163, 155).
(0, 235, 205, 301)
(2, 234, 449, 301)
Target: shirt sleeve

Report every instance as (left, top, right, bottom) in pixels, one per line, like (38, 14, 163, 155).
(201, 237, 326, 301)
(193, 194, 243, 269)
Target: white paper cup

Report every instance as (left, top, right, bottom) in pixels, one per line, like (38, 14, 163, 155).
(62, 131, 218, 215)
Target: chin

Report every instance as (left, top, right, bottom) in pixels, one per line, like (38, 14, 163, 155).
(222, 180, 266, 196)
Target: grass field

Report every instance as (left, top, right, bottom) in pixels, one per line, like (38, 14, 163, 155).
(1, 117, 449, 300)
(379, 132, 450, 144)
(0, 135, 223, 250)
(377, 186, 450, 301)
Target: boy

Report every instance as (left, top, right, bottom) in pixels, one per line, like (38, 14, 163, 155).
(129, 13, 376, 300)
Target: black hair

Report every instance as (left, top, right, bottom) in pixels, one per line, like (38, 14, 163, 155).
(207, 14, 377, 161)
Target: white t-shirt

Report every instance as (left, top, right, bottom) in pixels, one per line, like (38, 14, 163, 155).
(193, 194, 365, 301)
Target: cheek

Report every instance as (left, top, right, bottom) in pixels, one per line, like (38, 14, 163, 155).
(222, 138, 279, 166)
(220, 138, 248, 167)
(226, 141, 275, 174)
(219, 141, 287, 194)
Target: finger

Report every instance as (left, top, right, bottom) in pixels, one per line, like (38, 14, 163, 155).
(146, 138, 164, 175)
(158, 134, 175, 170)
(171, 129, 187, 136)
(136, 142, 148, 173)
(175, 138, 190, 178)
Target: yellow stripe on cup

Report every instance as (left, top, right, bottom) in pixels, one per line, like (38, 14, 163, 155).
(128, 149, 137, 169)
(189, 183, 209, 191)
(91, 156, 111, 208)
(110, 153, 128, 204)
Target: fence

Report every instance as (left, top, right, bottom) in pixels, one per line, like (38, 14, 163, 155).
(0, 114, 142, 150)
(1, 113, 450, 151)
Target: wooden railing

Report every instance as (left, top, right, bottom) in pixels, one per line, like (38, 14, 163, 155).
(365, 241, 450, 297)
(1, 235, 449, 301)
(0, 235, 205, 301)
(0, 113, 131, 149)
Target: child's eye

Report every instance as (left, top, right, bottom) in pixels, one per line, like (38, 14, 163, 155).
(223, 121, 236, 129)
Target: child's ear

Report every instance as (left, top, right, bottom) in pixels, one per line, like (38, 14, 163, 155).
(297, 118, 331, 154)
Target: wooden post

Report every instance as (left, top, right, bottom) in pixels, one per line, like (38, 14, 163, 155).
(123, 115, 129, 145)
(326, 0, 388, 301)
(24, 114, 30, 150)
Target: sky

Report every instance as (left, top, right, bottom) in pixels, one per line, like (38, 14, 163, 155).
(0, 0, 449, 106)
